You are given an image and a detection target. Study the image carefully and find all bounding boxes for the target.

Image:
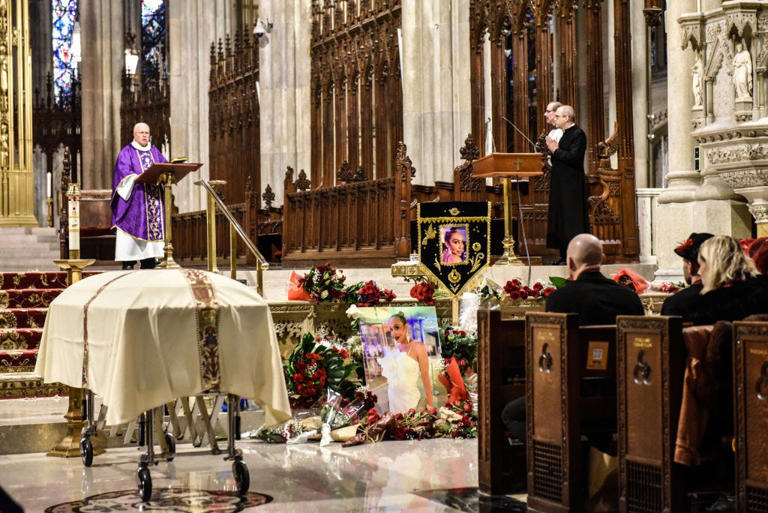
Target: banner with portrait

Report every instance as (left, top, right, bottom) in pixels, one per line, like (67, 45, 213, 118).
(416, 201, 491, 297)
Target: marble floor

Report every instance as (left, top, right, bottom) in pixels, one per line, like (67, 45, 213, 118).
(0, 438, 527, 512)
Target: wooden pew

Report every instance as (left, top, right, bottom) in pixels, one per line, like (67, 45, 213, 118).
(733, 320, 768, 512)
(616, 315, 685, 513)
(476, 309, 526, 495)
(525, 312, 617, 513)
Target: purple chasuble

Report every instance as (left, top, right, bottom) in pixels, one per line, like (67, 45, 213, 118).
(111, 144, 167, 241)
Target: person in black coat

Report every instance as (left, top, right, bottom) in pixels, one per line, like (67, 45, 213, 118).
(503, 233, 644, 445)
(545, 105, 589, 263)
(685, 235, 768, 325)
(545, 233, 645, 325)
(661, 232, 714, 317)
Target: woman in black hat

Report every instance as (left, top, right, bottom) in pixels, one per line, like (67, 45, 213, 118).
(661, 232, 714, 318)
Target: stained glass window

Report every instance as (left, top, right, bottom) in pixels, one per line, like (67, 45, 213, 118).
(141, 0, 166, 79)
(51, 0, 79, 101)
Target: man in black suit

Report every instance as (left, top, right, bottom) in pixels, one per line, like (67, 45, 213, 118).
(545, 105, 589, 264)
(661, 232, 714, 317)
(545, 233, 645, 324)
(503, 233, 644, 443)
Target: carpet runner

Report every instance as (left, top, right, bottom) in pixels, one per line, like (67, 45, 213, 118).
(0, 271, 96, 399)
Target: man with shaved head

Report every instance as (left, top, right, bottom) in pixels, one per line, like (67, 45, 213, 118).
(545, 105, 589, 264)
(110, 122, 168, 269)
(545, 233, 644, 325)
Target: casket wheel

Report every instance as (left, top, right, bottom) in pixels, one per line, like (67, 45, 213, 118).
(80, 437, 93, 467)
(165, 433, 176, 460)
(137, 466, 152, 502)
(233, 459, 249, 495)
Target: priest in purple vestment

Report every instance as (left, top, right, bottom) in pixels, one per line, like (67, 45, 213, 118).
(111, 122, 167, 269)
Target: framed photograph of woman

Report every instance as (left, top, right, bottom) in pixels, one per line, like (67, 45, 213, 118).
(358, 306, 443, 413)
(441, 225, 468, 264)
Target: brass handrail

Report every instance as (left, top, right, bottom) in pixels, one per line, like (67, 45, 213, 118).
(195, 179, 269, 296)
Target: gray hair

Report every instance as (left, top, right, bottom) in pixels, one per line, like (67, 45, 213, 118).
(558, 105, 576, 122)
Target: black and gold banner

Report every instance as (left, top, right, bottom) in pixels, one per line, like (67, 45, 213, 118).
(417, 202, 491, 297)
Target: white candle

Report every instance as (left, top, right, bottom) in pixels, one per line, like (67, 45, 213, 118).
(46, 172, 52, 198)
(68, 195, 80, 251)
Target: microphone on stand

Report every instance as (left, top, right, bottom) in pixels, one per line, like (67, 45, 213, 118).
(501, 116, 537, 151)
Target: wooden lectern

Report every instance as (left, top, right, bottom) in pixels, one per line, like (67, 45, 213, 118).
(136, 162, 203, 268)
(472, 153, 544, 265)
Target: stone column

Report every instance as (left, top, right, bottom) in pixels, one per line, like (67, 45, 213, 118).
(402, 0, 471, 185)
(653, 0, 700, 278)
(168, 0, 233, 213)
(636, 188, 661, 263)
(80, 0, 124, 190)
(259, 0, 312, 207)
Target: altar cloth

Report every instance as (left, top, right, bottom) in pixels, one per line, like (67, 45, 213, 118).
(35, 269, 291, 427)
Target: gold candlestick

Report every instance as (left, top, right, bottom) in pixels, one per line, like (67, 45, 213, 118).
(48, 258, 104, 458)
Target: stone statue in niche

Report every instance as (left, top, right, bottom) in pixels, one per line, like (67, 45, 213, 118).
(692, 54, 704, 108)
(732, 41, 753, 102)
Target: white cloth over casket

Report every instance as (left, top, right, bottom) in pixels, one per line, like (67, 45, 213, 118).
(35, 270, 291, 427)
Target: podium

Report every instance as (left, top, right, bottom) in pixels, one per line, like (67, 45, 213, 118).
(136, 162, 203, 268)
(472, 153, 544, 265)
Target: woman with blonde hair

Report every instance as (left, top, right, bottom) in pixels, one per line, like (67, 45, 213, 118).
(686, 235, 768, 325)
(698, 235, 758, 293)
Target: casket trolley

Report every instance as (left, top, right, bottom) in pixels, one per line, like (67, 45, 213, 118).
(35, 269, 291, 502)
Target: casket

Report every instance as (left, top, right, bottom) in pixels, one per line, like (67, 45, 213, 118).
(35, 269, 291, 427)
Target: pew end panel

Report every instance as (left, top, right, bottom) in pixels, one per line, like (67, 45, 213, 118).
(477, 309, 526, 495)
(616, 315, 684, 513)
(525, 312, 581, 513)
(733, 321, 768, 513)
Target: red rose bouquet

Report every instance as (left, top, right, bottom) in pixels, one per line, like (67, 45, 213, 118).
(503, 279, 555, 301)
(410, 280, 436, 305)
(346, 280, 396, 306)
(298, 264, 347, 302)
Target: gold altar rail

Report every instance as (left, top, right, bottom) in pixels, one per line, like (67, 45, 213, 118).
(196, 179, 269, 296)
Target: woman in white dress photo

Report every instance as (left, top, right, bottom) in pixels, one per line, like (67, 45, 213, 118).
(378, 312, 435, 413)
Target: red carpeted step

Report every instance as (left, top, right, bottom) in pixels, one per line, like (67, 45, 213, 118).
(0, 328, 42, 351)
(0, 271, 100, 290)
(0, 289, 64, 308)
(0, 349, 37, 373)
(0, 308, 47, 329)
(0, 272, 68, 289)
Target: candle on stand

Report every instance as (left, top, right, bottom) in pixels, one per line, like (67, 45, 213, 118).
(46, 172, 52, 198)
(67, 183, 81, 254)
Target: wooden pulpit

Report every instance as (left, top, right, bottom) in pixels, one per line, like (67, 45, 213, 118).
(136, 162, 203, 268)
(472, 153, 544, 265)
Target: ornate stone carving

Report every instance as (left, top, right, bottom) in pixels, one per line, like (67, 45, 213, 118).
(680, 17, 704, 51)
(725, 9, 756, 40)
(708, 144, 768, 167)
(747, 203, 768, 223)
(719, 169, 768, 189)
(692, 54, 704, 108)
(732, 42, 753, 102)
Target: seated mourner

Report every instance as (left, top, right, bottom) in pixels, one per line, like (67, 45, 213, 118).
(545, 233, 645, 324)
(661, 232, 713, 318)
(502, 233, 644, 446)
(686, 235, 768, 325)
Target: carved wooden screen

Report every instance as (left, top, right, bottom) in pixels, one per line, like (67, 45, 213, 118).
(470, 0, 639, 262)
(120, 72, 171, 152)
(208, 32, 260, 205)
(310, 0, 403, 190)
(34, 72, 81, 182)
